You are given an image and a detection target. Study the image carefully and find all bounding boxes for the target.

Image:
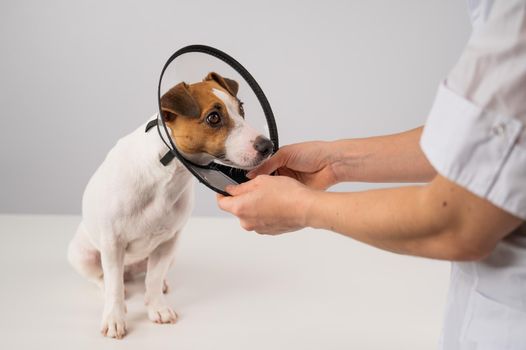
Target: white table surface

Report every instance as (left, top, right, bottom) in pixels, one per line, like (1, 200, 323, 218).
(0, 214, 450, 349)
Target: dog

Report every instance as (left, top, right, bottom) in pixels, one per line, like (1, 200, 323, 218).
(67, 72, 273, 339)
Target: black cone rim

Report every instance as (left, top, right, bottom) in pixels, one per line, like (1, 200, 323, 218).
(156, 45, 278, 196)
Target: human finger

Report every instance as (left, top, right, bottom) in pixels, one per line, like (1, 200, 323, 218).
(247, 149, 289, 178)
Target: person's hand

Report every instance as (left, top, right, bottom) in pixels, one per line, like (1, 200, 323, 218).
(247, 141, 339, 190)
(217, 175, 316, 235)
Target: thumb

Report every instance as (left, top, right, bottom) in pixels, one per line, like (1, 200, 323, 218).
(247, 149, 288, 178)
(226, 178, 259, 196)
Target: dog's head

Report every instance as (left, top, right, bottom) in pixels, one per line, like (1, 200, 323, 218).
(160, 72, 273, 170)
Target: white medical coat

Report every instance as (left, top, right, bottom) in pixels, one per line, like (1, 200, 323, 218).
(420, 0, 526, 348)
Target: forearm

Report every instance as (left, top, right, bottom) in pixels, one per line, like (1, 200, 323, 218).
(330, 127, 436, 183)
(306, 186, 454, 259)
(304, 176, 515, 260)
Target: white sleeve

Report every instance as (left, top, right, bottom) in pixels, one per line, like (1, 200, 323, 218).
(420, 0, 526, 219)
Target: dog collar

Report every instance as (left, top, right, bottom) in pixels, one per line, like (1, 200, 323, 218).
(155, 45, 279, 196)
(145, 119, 175, 166)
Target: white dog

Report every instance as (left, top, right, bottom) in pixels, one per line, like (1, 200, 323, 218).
(67, 72, 273, 339)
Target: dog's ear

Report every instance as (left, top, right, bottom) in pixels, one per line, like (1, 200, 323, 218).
(204, 72, 239, 97)
(161, 82, 201, 121)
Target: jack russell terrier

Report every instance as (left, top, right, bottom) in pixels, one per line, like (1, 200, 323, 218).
(67, 72, 273, 339)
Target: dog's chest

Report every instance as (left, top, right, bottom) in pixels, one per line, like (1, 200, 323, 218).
(82, 122, 196, 263)
(121, 175, 194, 263)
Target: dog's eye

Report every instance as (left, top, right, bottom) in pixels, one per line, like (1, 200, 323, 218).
(239, 101, 245, 117)
(206, 112, 221, 127)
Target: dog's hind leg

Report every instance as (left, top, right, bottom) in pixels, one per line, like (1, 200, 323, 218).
(67, 222, 104, 290)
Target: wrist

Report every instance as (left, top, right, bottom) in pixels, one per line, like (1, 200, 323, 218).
(329, 140, 368, 183)
(302, 190, 326, 229)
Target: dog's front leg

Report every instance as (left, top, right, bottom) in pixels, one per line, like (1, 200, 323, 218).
(145, 234, 178, 324)
(99, 238, 127, 339)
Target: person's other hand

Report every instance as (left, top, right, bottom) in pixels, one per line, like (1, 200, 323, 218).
(247, 141, 339, 190)
(217, 175, 316, 235)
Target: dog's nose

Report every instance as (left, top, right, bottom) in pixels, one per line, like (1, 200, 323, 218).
(253, 136, 274, 157)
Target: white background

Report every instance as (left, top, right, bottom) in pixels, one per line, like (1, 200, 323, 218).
(0, 214, 451, 349)
(0, 0, 470, 215)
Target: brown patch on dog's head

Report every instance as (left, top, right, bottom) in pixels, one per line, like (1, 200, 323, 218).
(161, 82, 200, 121)
(160, 72, 240, 161)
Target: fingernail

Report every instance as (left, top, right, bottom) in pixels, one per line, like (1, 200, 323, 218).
(246, 171, 255, 179)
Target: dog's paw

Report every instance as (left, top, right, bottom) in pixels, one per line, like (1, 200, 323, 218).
(100, 308, 127, 339)
(147, 304, 177, 324)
